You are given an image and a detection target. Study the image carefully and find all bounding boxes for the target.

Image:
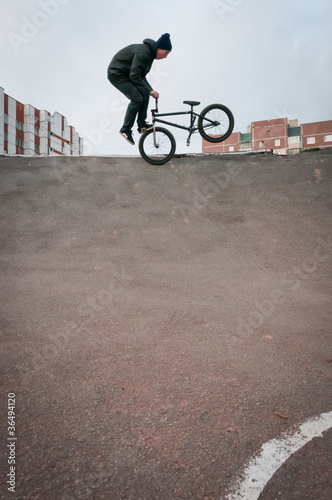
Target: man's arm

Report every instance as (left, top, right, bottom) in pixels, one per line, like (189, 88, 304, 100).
(130, 54, 153, 98)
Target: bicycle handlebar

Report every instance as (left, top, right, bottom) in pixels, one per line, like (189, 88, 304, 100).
(150, 97, 158, 114)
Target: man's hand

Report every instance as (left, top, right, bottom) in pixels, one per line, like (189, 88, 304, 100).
(150, 90, 159, 99)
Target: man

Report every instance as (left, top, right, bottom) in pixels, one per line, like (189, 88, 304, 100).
(108, 33, 172, 145)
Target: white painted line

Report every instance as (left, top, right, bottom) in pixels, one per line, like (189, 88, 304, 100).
(224, 411, 332, 500)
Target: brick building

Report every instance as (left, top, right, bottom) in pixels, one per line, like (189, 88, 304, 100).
(301, 121, 332, 150)
(202, 117, 332, 155)
(0, 87, 83, 156)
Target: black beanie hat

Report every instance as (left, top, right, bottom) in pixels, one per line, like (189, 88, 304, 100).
(157, 33, 172, 51)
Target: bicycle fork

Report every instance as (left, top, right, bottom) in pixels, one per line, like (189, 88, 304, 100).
(151, 98, 159, 148)
(152, 127, 159, 148)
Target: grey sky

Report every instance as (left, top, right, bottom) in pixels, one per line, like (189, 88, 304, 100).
(1, 0, 332, 155)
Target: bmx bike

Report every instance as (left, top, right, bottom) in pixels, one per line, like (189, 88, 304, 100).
(139, 99, 234, 165)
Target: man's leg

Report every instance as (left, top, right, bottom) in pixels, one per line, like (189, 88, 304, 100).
(137, 94, 150, 128)
(108, 74, 144, 132)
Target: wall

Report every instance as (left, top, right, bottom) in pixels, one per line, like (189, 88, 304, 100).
(301, 120, 332, 149)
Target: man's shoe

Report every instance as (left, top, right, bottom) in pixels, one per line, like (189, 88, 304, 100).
(119, 129, 135, 145)
(137, 122, 153, 134)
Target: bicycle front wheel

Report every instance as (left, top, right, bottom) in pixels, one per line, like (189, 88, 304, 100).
(139, 127, 176, 165)
(198, 104, 234, 143)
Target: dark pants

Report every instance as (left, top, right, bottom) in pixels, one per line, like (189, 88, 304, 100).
(108, 73, 150, 132)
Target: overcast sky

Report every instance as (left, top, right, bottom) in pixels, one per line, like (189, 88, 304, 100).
(1, 0, 332, 155)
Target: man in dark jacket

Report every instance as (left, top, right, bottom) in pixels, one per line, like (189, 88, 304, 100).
(108, 33, 172, 145)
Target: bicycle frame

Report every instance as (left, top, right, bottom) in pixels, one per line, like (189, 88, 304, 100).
(150, 99, 201, 146)
(140, 99, 234, 165)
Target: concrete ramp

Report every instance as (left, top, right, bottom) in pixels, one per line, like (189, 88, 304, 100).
(1, 151, 331, 499)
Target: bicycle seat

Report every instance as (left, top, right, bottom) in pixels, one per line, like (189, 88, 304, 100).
(183, 100, 200, 107)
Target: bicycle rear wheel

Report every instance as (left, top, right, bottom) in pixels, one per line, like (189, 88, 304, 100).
(198, 104, 234, 143)
(139, 127, 176, 165)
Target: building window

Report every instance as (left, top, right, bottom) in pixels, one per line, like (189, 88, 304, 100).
(15, 120, 24, 131)
(35, 127, 39, 137)
(15, 137, 23, 148)
(239, 142, 251, 150)
(275, 139, 281, 147)
(4, 131, 8, 142)
(307, 137, 315, 145)
(35, 143, 40, 153)
(288, 136, 302, 144)
(4, 114, 8, 124)
(259, 141, 264, 148)
(324, 135, 332, 142)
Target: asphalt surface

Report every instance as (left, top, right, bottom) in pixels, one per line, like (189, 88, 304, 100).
(0, 150, 331, 499)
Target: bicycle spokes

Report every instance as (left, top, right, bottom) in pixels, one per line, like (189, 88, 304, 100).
(139, 127, 176, 165)
(198, 104, 234, 143)
(201, 110, 226, 135)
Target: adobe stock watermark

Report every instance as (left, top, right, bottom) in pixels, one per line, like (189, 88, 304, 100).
(212, 0, 244, 22)
(7, 0, 72, 54)
(176, 162, 244, 227)
(82, 116, 117, 156)
(236, 235, 332, 338)
(83, 65, 170, 155)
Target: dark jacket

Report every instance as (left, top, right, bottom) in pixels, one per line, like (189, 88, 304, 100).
(108, 38, 157, 98)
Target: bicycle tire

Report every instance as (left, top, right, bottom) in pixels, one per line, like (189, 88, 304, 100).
(139, 127, 176, 165)
(198, 104, 234, 143)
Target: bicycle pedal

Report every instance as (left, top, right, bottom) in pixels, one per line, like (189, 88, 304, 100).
(138, 124, 154, 134)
